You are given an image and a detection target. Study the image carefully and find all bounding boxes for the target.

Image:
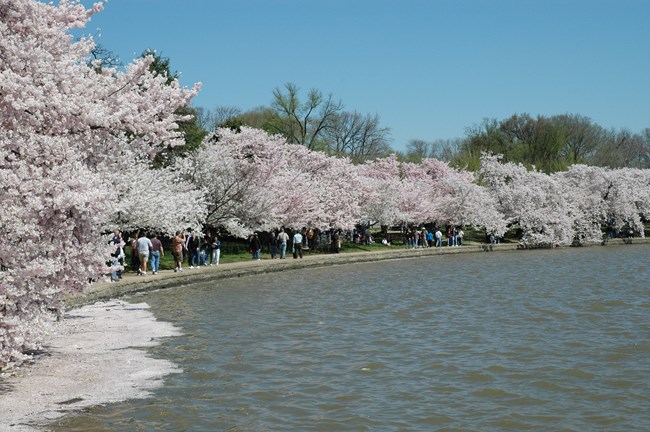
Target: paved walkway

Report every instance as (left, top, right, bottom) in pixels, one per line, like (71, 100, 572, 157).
(64, 238, 648, 308)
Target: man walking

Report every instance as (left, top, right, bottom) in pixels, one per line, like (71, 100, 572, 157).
(277, 228, 290, 259)
(149, 233, 164, 275)
(136, 231, 153, 275)
(292, 230, 303, 259)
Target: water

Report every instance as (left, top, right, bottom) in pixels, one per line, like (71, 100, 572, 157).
(53, 246, 650, 431)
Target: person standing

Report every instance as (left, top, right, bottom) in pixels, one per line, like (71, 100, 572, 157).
(211, 233, 221, 266)
(306, 227, 315, 251)
(435, 229, 443, 247)
(277, 228, 290, 259)
(129, 230, 140, 272)
(136, 231, 153, 275)
(332, 229, 341, 253)
(149, 233, 164, 275)
(172, 231, 185, 272)
(250, 232, 261, 260)
(292, 230, 303, 259)
(187, 232, 201, 268)
(270, 230, 278, 259)
(184, 231, 193, 267)
(205, 230, 214, 266)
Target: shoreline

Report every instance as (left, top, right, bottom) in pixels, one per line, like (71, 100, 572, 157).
(1, 238, 647, 431)
(0, 300, 182, 432)
(65, 241, 520, 308)
(65, 237, 649, 309)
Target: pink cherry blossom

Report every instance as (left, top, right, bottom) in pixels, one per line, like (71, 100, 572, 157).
(1, 0, 201, 367)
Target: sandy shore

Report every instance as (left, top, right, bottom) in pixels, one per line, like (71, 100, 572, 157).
(0, 300, 181, 431)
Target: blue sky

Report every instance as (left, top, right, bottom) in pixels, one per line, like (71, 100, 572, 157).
(78, 0, 649, 151)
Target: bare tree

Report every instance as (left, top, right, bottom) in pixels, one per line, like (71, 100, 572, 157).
(551, 114, 602, 164)
(641, 128, 650, 168)
(406, 138, 464, 163)
(193, 107, 216, 132)
(193, 105, 243, 132)
(88, 43, 122, 71)
(325, 111, 392, 162)
(213, 105, 242, 128)
(271, 82, 343, 150)
(431, 138, 463, 162)
(405, 139, 431, 162)
(591, 129, 649, 168)
(615, 130, 649, 168)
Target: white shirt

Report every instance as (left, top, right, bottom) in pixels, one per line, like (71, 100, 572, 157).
(136, 237, 153, 254)
(277, 232, 289, 244)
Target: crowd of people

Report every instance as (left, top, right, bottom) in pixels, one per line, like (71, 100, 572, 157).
(168, 229, 222, 272)
(108, 228, 223, 280)
(249, 227, 348, 261)
(107, 224, 477, 281)
(107, 225, 355, 281)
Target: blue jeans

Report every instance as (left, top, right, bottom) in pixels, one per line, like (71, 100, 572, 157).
(149, 251, 160, 273)
(280, 243, 287, 259)
(252, 249, 261, 260)
(435, 238, 441, 247)
(205, 247, 213, 263)
(191, 251, 200, 266)
(110, 258, 120, 281)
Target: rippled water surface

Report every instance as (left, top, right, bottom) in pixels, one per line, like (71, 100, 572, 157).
(54, 246, 650, 431)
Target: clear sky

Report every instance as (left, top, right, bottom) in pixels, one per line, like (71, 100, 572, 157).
(77, 0, 649, 151)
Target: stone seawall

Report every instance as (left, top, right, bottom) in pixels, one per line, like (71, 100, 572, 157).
(65, 238, 649, 309)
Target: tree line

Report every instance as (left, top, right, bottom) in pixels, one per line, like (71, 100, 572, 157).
(196, 101, 650, 173)
(94, 46, 650, 173)
(2, 0, 648, 369)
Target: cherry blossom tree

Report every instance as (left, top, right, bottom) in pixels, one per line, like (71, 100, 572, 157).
(600, 168, 650, 236)
(479, 154, 575, 246)
(356, 155, 405, 227)
(554, 164, 612, 243)
(1, 0, 200, 367)
(436, 175, 508, 237)
(176, 127, 362, 236)
(480, 154, 650, 246)
(273, 144, 361, 230)
(174, 127, 286, 237)
(101, 154, 207, 236)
